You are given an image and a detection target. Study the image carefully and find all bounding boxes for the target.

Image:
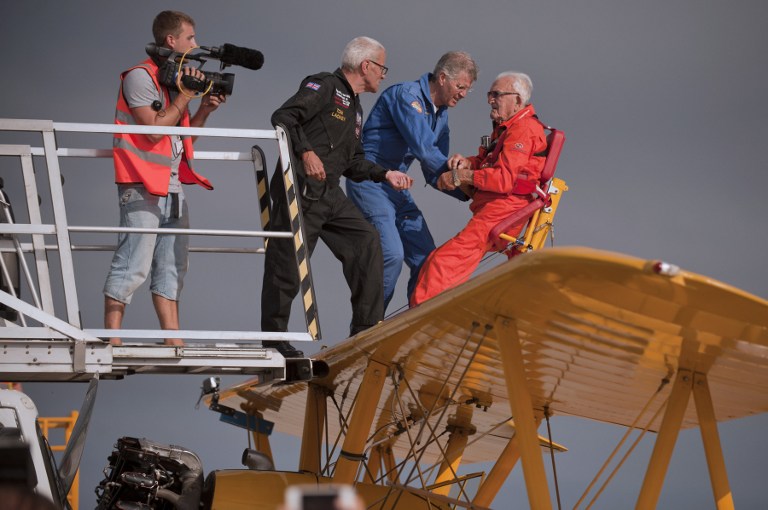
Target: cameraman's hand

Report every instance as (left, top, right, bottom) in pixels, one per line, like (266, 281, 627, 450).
(188, 68, 226, 129)
(177, 66, 207, 99)
(199, 92, 226, 115)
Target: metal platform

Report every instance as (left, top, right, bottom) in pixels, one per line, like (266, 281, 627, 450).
(0, 119, 322, 384)
(0, 339, 314, 382)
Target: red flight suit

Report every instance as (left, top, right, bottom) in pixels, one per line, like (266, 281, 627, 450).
(410, 104, 546, 306)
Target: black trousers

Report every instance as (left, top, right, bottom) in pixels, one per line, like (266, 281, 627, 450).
(261, 177, 384, 335)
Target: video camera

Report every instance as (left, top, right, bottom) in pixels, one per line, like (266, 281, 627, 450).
(145, 42, 264, 97)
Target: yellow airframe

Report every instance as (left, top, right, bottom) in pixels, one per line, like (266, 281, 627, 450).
(206, 247, 768, 509)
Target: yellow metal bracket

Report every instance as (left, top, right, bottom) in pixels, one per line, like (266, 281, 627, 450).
(500, 177, 568, 254)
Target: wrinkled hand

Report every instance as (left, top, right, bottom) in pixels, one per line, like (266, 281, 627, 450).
(385, 170, 413, 191)
(302, 150, 326, 181)
(437, 168, 473, 191)
(448, 154, 471, 171)
(441, 154, 474, 191)
(437, 171, 455, 191)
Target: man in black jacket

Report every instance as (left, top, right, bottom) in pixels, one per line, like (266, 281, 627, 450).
(263, 36, 412, 357)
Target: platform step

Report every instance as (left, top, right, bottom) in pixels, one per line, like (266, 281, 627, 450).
(0, 339, 310, 382)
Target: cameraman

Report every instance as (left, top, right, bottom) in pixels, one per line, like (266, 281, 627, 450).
(104, 10, 225, 346)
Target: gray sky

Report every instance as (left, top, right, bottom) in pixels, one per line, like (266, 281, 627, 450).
(2, 1, 767, 508)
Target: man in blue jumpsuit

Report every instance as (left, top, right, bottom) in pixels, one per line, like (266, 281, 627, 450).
(346, 51, 478, 311)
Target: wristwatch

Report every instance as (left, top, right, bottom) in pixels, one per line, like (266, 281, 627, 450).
(451, 168, 461, 187)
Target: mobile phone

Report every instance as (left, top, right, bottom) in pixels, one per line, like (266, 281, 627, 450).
(284, 484, 356, 510)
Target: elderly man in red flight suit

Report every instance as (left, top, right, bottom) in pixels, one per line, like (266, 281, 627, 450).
(410, 71, 547, 306)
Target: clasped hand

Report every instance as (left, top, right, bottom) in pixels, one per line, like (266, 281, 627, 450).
(438, 154, 473, 191)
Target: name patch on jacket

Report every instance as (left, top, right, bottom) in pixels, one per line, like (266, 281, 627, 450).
(331, 107, 346, 122)
(410, 100, 424, 114)
(334, 89, 351, 108)
(305, 81, 322, 91)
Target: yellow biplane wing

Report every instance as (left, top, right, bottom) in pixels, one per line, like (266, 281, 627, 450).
(214, 246, 768, 509)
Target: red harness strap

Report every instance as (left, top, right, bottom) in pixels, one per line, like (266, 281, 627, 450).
(487, 121, 566, 253)
(481, 115, 552, 197)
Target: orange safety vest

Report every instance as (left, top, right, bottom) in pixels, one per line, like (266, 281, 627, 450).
(113, 58, 213, 196)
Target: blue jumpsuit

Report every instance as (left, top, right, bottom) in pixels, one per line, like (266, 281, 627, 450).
(346, 73, 466, 310)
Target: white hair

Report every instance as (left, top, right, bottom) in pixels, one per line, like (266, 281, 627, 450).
(433, 51, 478, 82)
(495, 71, 533, 104)
(341, 36, 385, 71)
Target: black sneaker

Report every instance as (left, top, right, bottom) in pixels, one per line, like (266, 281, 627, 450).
(262, 341, 304, 358)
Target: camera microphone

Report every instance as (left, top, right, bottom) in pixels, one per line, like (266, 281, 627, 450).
(202, 44, 264, 70)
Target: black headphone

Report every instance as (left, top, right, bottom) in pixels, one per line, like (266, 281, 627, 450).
(151, 100, 163, 112)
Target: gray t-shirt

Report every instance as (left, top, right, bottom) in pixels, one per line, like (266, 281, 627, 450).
(122, 68, 183, 193)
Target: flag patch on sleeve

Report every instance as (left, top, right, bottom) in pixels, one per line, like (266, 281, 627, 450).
(305, 81, 322, 91)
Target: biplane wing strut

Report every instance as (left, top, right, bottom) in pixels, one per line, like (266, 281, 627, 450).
(333, 359, 399, 483)
(325, 316, 561, 508)
(495, 316, 553, 509)
(326, 316, 739, 509)
(636, 369, 734, 510)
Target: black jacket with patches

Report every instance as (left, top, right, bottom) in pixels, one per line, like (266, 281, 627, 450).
(271, 68, 388, 198)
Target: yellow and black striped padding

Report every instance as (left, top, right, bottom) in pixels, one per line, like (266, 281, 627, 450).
(252, 145, 271, 236)
(274, 126, 321, 340)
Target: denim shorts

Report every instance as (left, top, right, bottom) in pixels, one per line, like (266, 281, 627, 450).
(103, 184, 190, 304)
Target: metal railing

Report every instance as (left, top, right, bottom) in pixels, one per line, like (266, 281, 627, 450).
(0, 118, 319, 354)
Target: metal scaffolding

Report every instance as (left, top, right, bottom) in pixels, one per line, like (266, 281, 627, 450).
(0, 118, 320, 382)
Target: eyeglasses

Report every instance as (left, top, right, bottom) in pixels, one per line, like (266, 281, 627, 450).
(368, 60, 389, 77)
(454, 82, 473, 94)
(487, 90, 519, 100)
